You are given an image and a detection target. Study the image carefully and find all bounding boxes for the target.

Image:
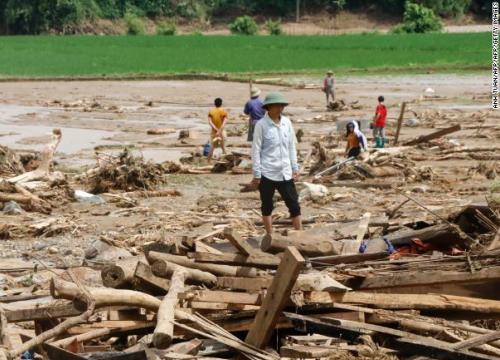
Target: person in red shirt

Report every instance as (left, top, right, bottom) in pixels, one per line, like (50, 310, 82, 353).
(372, 95, 387, 148)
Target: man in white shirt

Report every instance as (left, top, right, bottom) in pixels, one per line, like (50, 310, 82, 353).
(251, 92, 302, 234)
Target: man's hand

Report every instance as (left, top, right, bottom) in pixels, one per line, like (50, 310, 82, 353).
(251, 178, 261, 188)
(293, 171, 300, 182)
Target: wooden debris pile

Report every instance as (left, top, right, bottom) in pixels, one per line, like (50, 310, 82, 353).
(81, 148, 169, 193)
(327, 99, 362, 111)
(1, 202, 500, 360)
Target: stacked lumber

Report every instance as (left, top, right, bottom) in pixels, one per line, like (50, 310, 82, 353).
(1, 210, 500, 360)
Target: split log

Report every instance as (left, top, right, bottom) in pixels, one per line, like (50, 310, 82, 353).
(147, 252, 259, 278)
(151, 260, 217, 286)
(101, 256, 145, 289)
(404, 124, 461, 146)
(8, 129, 63, 184)
(341, 212, 371, 254)
(261, 233, 342, 257)
(153, 270, 186, 349)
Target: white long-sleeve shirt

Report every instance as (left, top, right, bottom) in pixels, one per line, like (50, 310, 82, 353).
(252, 114, 299, 181)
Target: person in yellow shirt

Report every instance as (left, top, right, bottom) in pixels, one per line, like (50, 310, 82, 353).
(208, 97, 228, 162)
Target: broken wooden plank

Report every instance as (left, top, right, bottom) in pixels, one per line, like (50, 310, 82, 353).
(223, 227, 255, 256)
(245, 247, 305, 349)
(4, 298, 81, 323)
(309, 252, 387, 266)
(404, 124, 461, 146)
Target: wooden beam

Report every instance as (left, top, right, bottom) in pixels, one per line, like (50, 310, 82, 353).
(488, 228, 500, 251)
(245, 247, 305, 349)
(304, 292, 500, 314)
(404, 124, 461, 146)
(309, 252, 387, 266)
(4, 299, 81, 323)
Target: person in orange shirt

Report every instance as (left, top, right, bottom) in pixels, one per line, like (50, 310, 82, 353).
(207, 97, 228, 162)
(345, 121, 367, 158)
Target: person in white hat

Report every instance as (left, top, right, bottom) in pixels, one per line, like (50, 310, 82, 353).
(251, 92, 301, 234)
(243, 87, 265, 142)
(323, 70, 335, 106)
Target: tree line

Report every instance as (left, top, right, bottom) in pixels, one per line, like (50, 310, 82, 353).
(0, 0, 492, 35)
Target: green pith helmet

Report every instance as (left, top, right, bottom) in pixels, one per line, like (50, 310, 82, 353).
(262, 92, 289, 108)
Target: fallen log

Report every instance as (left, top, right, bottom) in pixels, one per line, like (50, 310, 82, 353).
(404, 124, 461, 146)
(101, 256, 145, 289)
(261, 233, 342, 257)
(154, 270, 186, 349)
(192, 252, 280, 269)
(134, 262, 170, 293)
(151, 259, 217, 286)
(147, 252, 259, 278)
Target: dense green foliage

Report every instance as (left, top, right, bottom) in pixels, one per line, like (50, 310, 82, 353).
(393, 2, 443, 33)
(0, 0, 491, 35)
(229, 15, 258, 35)
(157, 21, 176, 35)
(125, 11, 144, 34)
(0, 32, 488, 77)
(265, 19, 282, 35)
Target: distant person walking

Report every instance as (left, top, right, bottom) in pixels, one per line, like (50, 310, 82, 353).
(372, 95, 387, 148)
(244, 87, 265, 142)
(208, 97, 228, 162)
(252, 92, 302, 234)
(323, 70, 335, 106)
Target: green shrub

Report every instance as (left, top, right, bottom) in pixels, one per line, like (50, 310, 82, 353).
(265, 19, 282, 35)
(392, 2, 442, 33)
(157, 21, 176, 35)
(125, 11, 144, 35)
(229, 15, 258, 35)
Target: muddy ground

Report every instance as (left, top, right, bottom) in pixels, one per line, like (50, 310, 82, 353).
(0, 73, 497, 270)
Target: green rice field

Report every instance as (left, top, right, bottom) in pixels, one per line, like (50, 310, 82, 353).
(0, 32, 490, 78)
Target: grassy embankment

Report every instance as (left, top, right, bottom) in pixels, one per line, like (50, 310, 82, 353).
(0, 32, 489, 79)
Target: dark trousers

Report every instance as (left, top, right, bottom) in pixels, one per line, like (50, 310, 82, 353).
(348, 146, 361, 158)
(259, 176, 301, 217)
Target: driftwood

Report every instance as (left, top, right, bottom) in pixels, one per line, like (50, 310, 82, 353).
(153, 270, 186, 349)
(8, 129, 63, 184)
